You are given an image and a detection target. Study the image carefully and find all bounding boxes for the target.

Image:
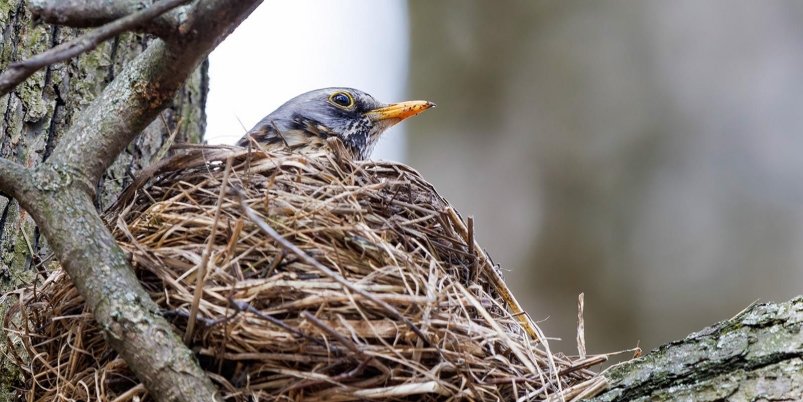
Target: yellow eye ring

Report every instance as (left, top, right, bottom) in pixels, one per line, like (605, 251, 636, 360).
(329, 91, 355, 108)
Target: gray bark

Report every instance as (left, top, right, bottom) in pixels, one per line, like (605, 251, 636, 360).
(0, 0, 206, 285)
(0, 0, 261, 399)
(593, 297, 803, 401)
(0, 0, 206, 398)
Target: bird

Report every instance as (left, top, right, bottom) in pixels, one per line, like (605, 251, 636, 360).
(236, 88, 435, 160)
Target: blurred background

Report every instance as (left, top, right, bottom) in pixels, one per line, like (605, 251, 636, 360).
(207, 0, 803, 357)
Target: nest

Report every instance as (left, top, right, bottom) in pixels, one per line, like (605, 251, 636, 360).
(6, 145, 607, 401)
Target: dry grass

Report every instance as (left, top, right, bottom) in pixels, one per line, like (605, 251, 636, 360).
(5, 144, 607, 401)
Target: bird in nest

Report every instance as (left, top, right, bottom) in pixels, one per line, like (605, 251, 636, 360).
(236, 88, 435, 160)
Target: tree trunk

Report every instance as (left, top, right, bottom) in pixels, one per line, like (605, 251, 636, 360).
(593, 297, 803, 401)
(0, 0, 207, 396)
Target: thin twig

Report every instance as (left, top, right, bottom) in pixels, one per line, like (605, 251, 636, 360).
(455, 283, 538, 376)
(0, 0, 191, 97)
(300, 311, 366, 359)
(184, 156, 233, 343)
(467, 216, 475, 255)
(227, 299, 326, 347)
(577, 292, 586, 359)
(29, 0, 178, 36)
(467, 215, 478, 281)
(446, 207, 544, 344)
(110, 383, 146, 402)
(559, 355, 608, 376)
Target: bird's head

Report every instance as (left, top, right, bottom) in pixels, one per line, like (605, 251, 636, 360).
(241, 88, 435, 159)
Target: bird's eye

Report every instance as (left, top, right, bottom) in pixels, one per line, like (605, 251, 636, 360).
(329, 92, 354, 108)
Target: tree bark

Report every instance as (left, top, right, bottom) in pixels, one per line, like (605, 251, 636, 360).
(593, 297, 803, 401)
(0, 0, 206, 397)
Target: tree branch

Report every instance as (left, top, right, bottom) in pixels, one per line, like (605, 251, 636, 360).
(592, 297, 803, 401)
(0, 159, 31, 200)
(0, 0, 191, 98)
(0, 0, 264, 400)
(29, 0, 180, 35)
(50, 0, 262, 189)
(17, 179, 221, 401)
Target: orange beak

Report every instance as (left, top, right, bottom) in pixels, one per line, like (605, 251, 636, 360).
(366, 100, 436, 123)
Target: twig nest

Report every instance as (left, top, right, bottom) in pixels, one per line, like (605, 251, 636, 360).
(8, 145, 604, 401)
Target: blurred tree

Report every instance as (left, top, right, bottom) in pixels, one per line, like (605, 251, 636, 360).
(408, 0, 803, 355)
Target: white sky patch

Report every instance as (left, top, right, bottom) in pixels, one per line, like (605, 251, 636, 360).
(206, 0, 410, 162)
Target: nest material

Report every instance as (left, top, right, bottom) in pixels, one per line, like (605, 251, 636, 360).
(7, 145, 607, 401)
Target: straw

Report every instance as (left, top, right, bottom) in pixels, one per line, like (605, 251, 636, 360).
(6, 144, 606, 401)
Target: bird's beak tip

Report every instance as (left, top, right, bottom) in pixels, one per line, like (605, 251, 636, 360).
(367, 100, 436, 122)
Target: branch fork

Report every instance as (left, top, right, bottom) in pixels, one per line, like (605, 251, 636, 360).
(0, 0, 264, 401)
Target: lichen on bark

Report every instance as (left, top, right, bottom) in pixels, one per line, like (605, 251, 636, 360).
(593, 297, 803, 402)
